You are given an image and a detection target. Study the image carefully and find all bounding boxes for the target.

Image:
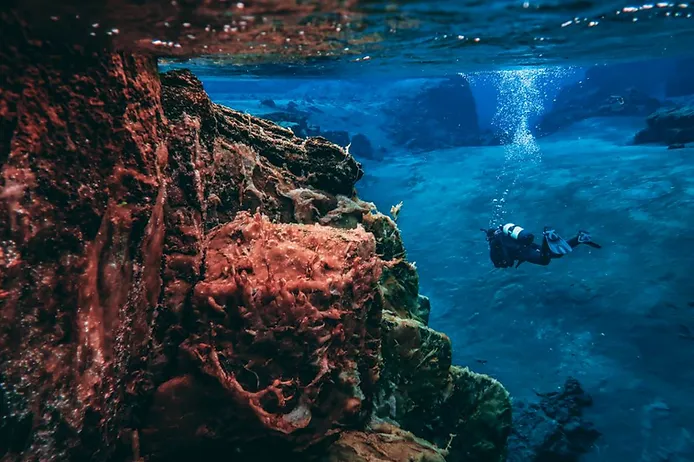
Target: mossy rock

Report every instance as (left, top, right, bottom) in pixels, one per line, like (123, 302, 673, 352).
(361, 211, 406, 261)
(376, 314, 453, 423)
(375, 314, 511, 462)
(379, 260, 424, 322)
(438, 366, 512, 462)
(323, 422, 447, 462)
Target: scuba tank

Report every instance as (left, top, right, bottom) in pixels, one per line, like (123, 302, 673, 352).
(501, 223, 534, 245)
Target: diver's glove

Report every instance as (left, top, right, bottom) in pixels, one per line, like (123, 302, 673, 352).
(577, 230, 602, 249)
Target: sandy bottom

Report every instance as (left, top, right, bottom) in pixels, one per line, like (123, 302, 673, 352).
(358, 116, 694, 462)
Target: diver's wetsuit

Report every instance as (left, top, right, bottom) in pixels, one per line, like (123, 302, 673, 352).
(485, 227, 583, 268)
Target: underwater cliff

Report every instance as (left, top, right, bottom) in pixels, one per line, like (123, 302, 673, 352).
(4, 1, 694, 462)
(0, 8, 512, 462)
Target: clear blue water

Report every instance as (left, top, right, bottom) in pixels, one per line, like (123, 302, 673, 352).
(161, 4, 694, 459)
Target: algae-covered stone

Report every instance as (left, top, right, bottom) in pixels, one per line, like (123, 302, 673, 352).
(375, 314, 453, 425)
(375, 313, 512, 462)
(361, 211, 406, 261)
(441, 366, 512, 462)
(414, 295, 431, 325)
(380, 260, 424, 322)
(321, 198, 407, 262)
(323, 422, 447, 462)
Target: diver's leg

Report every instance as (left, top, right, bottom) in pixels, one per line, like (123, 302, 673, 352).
(519, 243, 551, 266)
(569, 231, 602, 249)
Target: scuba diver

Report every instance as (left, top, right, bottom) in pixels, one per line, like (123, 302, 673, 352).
(482, 223, 602, 268)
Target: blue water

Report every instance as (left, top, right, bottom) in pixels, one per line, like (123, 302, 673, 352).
(164, 50, 694, 461)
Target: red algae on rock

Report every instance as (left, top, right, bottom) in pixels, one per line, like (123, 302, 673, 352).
(0, 14, 168, 461)
(140, 212, 382, 457)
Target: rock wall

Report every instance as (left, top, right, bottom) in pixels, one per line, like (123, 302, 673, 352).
(0, 13, 168, 460)
(0, 17, 511, 461)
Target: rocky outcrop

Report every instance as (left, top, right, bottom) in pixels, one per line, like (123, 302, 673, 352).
(1, 14, 512, 459)
(142, 212, 383, 458)
(257, 105, 380, 161)
(507, 378, 601, 462)
(537, 83, 661, 136)
(633, 106, 694, 146)
(350, 134, 376, 160)
(0, 14, 168, 459)
(375, 315, 512, 462)
(382, 77, 492, 151)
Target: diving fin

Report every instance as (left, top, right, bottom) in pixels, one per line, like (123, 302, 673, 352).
(543, 228, 573, 255)
(577, 230, 602, 249)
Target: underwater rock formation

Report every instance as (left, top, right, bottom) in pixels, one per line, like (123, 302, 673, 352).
(507, 378, 601, 462)
(324, 422, 447, 462)
(633, 105, 694, 146)
(375, 314, 512, 462)
(350, 133, 378, 160)
(0, 14, 511, 460)
(160, 69, 363, 230)
(142, 212, 383, 458)
(256, 106, 380, 161)
(0, 15, 168, 459)
(322, 130, 352, 147)
(382, 77, 491, 151)
(537, 79, 661, 136)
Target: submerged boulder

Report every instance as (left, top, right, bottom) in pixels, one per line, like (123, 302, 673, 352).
(382, 77, 486, 151)
(537, 82, 661, 136)
(507, 378, 601, 462)
(633, 105, 694, 146)
(322, 130, 351, 147)
(375, 313, 512, 462)
(324, 422, 447, 462)
(350, 133, 378, 161)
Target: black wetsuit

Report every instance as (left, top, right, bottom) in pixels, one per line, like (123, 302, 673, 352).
(486, 227, 582, 268)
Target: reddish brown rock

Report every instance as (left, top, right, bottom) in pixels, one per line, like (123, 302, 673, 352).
(0, 16, 167, 461)
(140, 212, 383, 458)
(160, 69, 363, 230)
(1, 11, 512, 462)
